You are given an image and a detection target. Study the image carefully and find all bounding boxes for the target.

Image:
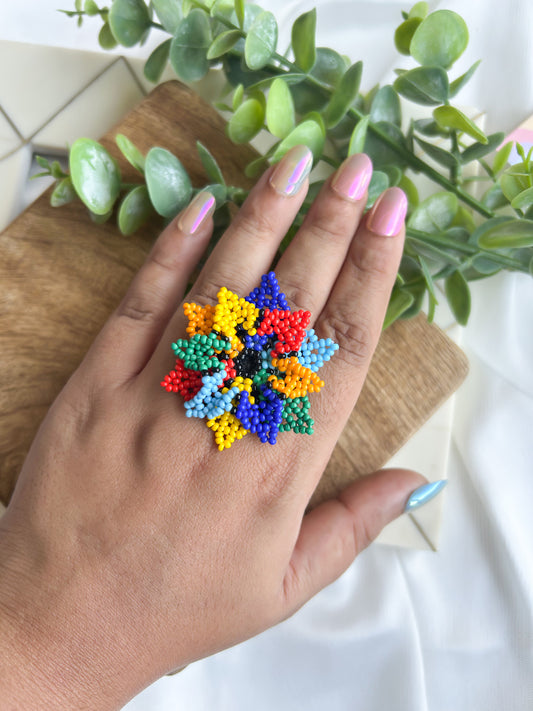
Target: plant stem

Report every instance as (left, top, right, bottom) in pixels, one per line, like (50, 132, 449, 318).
(406, 228, 530, 272)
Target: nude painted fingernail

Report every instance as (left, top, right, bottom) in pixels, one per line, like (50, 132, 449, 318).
(331, 153, 373, 202)
(177, 191, 216, 235)
(269, 145, 313, 196)
(367, 187, 408, 237)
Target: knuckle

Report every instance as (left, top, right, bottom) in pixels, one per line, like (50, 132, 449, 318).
(234, 206, 275, 244)
(321, 311, 376, 369)
(304, 206, 353, 246)
(350, 238, 396, 283)
(116, 294, 158, 324)
(278, 277, 316, 313)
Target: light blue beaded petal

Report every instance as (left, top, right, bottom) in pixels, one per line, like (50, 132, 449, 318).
(297, 329, 339, 373)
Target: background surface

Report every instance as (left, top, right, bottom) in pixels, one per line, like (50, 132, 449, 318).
(2, 0, 533, 709)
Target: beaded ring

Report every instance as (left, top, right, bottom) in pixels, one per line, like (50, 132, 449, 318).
(160, 272, 338, 450)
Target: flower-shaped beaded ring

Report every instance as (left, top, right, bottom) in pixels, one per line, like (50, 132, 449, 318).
(160, 272, 338, 450)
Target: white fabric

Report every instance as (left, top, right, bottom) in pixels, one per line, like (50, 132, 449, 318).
(3, 0, 533, 708)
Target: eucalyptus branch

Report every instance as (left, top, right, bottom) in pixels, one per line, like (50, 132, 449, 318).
(47, 0, 533, 328)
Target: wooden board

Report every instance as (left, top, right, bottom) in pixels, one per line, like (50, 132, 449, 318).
(0, 81, 468, 507)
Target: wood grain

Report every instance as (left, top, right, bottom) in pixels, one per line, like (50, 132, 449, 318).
(0, 80, 468, 507)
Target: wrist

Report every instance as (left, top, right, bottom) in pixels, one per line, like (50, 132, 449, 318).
(0, 516, 119, 710)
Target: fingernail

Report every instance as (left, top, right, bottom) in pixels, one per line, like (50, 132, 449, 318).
(177, 191, 216, 235)
(404, 480, 447, 513)
(331, 153, 373, 202)
(367, 187, 408, 237)
(269, 145, 313, 196)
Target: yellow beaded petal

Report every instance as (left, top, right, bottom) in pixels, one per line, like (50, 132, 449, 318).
(207, 411, 249, 451)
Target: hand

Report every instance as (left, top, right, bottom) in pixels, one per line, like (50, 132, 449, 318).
(0, 146, 425, 709)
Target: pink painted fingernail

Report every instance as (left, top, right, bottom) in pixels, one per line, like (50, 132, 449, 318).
(269, 145, 313, 196)
(331, 153, 373, 202)
(177, 191, 216, 235)
(367, 187, 408, 237)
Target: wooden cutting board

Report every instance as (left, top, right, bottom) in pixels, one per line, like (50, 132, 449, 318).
(0, 80, 468, 508)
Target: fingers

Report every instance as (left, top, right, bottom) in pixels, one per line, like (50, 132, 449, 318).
(280, 468, 427, 616)
(190, 144, 313, 303)
(312, 187, 408, 441)
(275, 153, 373, 320)
(147, 145, 313, 374)
(80, 192, 216, 386)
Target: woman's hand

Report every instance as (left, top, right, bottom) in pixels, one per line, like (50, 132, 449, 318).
(0, 146, 425, 710)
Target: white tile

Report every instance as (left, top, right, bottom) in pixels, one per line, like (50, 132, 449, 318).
(32, 59, 145, 150)
(0, 109, 22, 159)
(0, 40, 113, 139)
(0, 145, 32, 231)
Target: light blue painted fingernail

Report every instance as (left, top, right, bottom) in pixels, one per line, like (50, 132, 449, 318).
(404, 480, 447, 513)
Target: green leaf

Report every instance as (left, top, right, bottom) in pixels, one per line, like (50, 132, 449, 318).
(244, 155, 269, 178)
(477, 218, 533, 249)
(500, 164, 532, 202)
(365, 121, 408, 169)
(410, 10, 469, 69)
(414, 135, 460, 170)
(482, 183, 509, 210)
(310, 47, 347, 87)
(381, 165, 403, 187)
(413, 118, 449, 137)
(108, 0, 151, 47)
(207, 29, 242, 59)
(98, 22, 118, 49)
(511, 186, 533, 210)
(69, 138, 121, 215)
(408, 191, 458, 233)
(75, 0, 83, 11)
(383, 288, 415, 329)
(348, 115, 370, 155)
(291, 8, 316, 73)
(394, 18, 422, 55)
(227, 98, 265, 143)
(196, 141, 225, 184)
(115, 133, 145, 172)
(235, 0, 245, 29)
(144, 38, 171, 83)
(144, 147, 192, 217)
(398, 173, 419, 207)
(50, 177, 77, 207)
(244, 10, 278, 71)
(36, 155, 50, 169)
(493, 141, 513, 175)
(393, 66, 449, 106)
(409, 2, 429, 19)
(433, 106, 487, 144)
(366, 170, 389, 208)
(461, 132, 504, 164)
(170, 9, 211, 82)
(232, 83, 244, 110)
(418, 255, 439, 304)
(444, 270, 471, 325)
(369, 85, 401, 126)
(324, 61, 363, 128)
(271, 119, 324, 162)
(152, 0, 182, 33)
(84, 0, 100, 16)
(266, 78, 295, 139)
(118, 185, 153, 235)
(90, 209, 113, 224)
(50, 161, 66, 179)
(449, 60, 481, 98)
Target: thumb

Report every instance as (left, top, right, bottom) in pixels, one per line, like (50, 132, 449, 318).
(280, 469, 443, 616)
